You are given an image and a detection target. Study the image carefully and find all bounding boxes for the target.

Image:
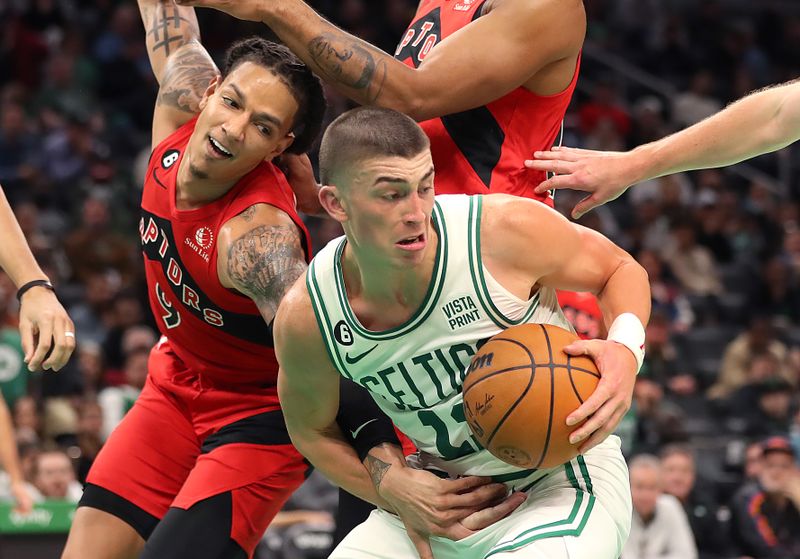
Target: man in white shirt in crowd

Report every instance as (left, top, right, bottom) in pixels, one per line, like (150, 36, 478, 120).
(623, 454, 698, 559)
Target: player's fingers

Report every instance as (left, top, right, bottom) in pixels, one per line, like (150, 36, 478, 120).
(532, 173, 587, 195)
(562, 339, 598, 357)
(446, 475, 494, 493)
(577, 408, 625, 454)
(460, 491, 527, 531)
(405, 526, 435, 559)
(19, 319, 34, 365)
(572, 194, 604, 220)
(566, 379, 612, 427)
(524, 159, 575, 177)
(568, 396, 619, 444)
(441, 482, 507, 509)
(44, 317, 75, 371)
(28, 318, 53, 372)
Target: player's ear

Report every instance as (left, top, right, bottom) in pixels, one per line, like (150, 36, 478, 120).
(266, 132, 295, 162)
(198, 75, 221, 111)
(319, 185, 348, 222)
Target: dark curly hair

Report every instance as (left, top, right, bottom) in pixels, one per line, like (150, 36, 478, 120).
(221, 37, 326, 154)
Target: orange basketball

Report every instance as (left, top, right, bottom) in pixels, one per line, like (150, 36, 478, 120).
(463, 323, 599, 469)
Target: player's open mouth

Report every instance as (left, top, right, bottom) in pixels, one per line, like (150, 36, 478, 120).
(396, 233, 426, 250)
(208, 136, 233, 159)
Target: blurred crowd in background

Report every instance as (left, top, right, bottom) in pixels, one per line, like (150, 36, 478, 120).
(1, 0, 800, 558)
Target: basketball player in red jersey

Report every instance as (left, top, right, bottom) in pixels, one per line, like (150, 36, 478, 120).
(178, 0, 585, 204)
(60, 2, 327, 557)
(62, 3, 514, 557)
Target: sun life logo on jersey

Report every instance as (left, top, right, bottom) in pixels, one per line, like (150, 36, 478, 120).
(441, 295, 481, 331)
(453, 0, 477, 11)
(184, 227, 213, 263)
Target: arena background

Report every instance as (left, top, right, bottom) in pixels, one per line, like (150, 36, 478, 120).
(1, 0, 800, 557)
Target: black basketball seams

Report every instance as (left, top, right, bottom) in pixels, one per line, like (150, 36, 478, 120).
(461, 364, 533, 396)
(566, 354, 584, 405)
(536, 325, 555, 469)
(483, 337, 537, 448)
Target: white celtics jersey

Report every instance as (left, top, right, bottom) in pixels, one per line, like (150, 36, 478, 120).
(307, 194, 573, 480)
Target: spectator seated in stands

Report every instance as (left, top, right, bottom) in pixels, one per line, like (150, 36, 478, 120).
(709, 316, 793, 401)
(98, 346, 147, 441)
(28, 448, 82, 503)
(623, 454, 698, 559)
(730, 436, 800, 559)
(723, 357, 795, 438)
(660, 445, 733, 559)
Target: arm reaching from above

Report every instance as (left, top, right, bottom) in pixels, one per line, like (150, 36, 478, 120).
(137, 0, 218, 146)
(175, 0, 584, 121)
(527, 79, 800, 218)
(0, 187, 74, 372)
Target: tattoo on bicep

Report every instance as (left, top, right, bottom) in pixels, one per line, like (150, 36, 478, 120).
(157, 45, 217, 113)
(227, 225, 307, 318)
(308, 34, 388, 103)
(146, 4, 198, 57)
(240, 206, 257, 222)
(365, 455, 392, 489)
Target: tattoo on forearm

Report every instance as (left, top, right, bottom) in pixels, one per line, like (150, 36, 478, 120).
(365, 455, 392, 489)
(146, 4, 198, 57)
(157, 45, 217, 113)
(308, 33, 388, 103)
(227, 224, 307, 318)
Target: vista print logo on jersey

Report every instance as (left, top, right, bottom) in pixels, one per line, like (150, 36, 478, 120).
(441, 295, 481, 330)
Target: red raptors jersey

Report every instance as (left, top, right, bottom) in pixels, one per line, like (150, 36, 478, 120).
(139, 118, 310, 392)
(396, 0, 580, 204)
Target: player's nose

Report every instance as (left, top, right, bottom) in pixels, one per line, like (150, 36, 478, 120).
(403, 193, 426, 224)
(222, 113, 248, 142)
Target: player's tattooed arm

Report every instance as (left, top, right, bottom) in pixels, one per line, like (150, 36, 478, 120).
(364, 452, 393, 490)
(306, 34, 388, 104)
(139, 0, 217, 112)
(220, 210, 307, 322)
(139, 1, 218, 145)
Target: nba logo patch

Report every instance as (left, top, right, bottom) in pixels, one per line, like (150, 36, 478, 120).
(453, 0, 477, 11)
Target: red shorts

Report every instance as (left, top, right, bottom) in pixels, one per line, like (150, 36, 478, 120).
(86, 339, 307, 555)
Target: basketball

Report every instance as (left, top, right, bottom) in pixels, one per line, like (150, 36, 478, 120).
(463, 323, 600, 469)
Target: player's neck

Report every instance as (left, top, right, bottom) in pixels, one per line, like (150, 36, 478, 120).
(174, 150, 238, 209)
(342, 229, 439, 321)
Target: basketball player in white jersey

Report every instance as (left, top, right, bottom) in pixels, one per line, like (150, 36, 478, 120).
(274, 107, 651, 559)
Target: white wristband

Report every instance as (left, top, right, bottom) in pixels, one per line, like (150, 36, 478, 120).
(607, 313, 646, 374)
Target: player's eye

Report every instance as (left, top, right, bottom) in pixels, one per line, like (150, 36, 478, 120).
(222, 96, 239, 109)
(256, 124, 272, 137)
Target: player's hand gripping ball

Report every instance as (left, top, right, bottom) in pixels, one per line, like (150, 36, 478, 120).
(463, 324, 599, 469)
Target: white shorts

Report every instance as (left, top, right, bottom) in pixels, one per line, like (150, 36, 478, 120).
(330, 437, 631, 559)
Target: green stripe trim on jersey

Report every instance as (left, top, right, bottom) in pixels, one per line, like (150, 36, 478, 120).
(467, 196, 506, 329)
(332, 201, 449, 341)
(483, 461, 596, 558)
(467, 196, 541, 328)
(577, 456, 594, 495)
(491, 468, 539, 484)
(306, 256, 355, 381)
